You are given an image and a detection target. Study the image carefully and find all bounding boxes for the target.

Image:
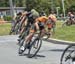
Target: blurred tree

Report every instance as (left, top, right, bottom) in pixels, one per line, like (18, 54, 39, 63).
(0, 0, 75, 15)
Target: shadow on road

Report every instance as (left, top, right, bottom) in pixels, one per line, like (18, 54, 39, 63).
(39, 49, 65, 53)
(19, 53, 45, 58)
(49, 49, 65, 52)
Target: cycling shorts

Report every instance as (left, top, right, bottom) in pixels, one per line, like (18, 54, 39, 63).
(29, 25, 36, 33)
(29, 22, 45, 33)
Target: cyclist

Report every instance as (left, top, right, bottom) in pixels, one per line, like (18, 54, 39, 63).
(19, 8, 39, 33)
(18, 11, 28, 36)
(18, 9, 39, 42)
(10, 12, 22, 34)
(48, 11, 57, 34)
(68, 11, 75, 22)
(19, 15, 49, 54)
(14, 12, 22, 26)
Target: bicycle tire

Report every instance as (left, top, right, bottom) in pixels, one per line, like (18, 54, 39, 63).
(15, 24, 20, 34)
(60, 44, 75, 64)
(18, 30, 29, 54)
(18, 39, 27, 55)
(18, 27, 30, 54)
(18, 28, 30, 46)
(28, 38, 42, 58)
(9, 26, 15, 35)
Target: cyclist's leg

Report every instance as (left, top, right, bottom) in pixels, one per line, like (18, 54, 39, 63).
(18, 27, 25, 41)
(19, 18, 28, 37)
(47, 28, 51, 38)
(20, 33, 34, 50)
(47, 23, 52, 33)
(39, 26, 46, 38)
(24, 25, 36, 44)
(20, 26, 35, 50)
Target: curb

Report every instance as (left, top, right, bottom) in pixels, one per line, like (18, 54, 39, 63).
(0, 35, 75, 45)
(43, 38, 75, 45)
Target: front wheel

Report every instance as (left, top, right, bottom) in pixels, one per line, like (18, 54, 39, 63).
(28, 38, 42, 58)
(60, 45, 75, 64)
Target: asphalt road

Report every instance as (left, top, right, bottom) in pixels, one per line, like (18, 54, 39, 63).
(0, 35, 68, 64)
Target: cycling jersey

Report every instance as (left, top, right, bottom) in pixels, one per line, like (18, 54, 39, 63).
(29, 16, 48, 33)
(26, 9, 39, 25)
(36, 16, 48, 23)
(31, 9, 39, 19)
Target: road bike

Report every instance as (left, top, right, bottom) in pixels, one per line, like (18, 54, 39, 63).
(18, 31, 42, 58)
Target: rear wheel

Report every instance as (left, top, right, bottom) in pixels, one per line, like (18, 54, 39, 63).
(28, 38, 42, 58)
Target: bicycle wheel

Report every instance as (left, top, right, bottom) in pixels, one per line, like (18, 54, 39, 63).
(60, 45, 75, 64)
(15, 24, 20, 34)
(18, 39, 27, 55)
(18, 26, 30, 45)
(18, 28, 30, 54)
(9, 26, 15, 35)
(28, 37, 42, 58)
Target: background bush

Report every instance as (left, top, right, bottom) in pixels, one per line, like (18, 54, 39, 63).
(4, 16, 12, 22)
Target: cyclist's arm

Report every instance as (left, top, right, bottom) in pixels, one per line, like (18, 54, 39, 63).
(35, 19, 39, 30)
(20, 15, 26, 23)
(19, 14, 24, 20)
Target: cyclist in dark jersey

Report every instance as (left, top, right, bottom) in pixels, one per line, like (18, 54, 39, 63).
(19, 16, 49, 54)
(68, 12, 75, 21)
(18, 9, 39, 42)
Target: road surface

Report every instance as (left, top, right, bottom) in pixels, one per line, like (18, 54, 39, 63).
(0, 35, 68, 64)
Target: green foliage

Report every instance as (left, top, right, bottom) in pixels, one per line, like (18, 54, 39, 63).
(4, 16, 12, 21)
(0, 0, 9, 7)
(25, 0, 51, 14)
(0, 0, 75, 14)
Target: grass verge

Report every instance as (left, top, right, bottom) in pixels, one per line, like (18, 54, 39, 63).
(0, 21, 75, 42)
(0, 23, 11, 36)
(52, 21, 75, 42)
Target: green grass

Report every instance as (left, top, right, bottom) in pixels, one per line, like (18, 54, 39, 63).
(0, 23, 11, 36)
(0, 22, 75, 42)
(52, 21, 75, 42)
